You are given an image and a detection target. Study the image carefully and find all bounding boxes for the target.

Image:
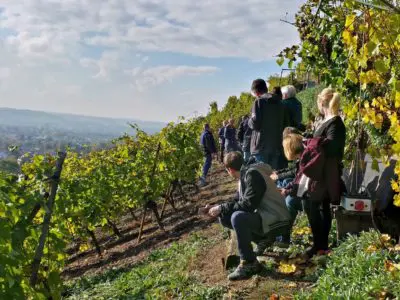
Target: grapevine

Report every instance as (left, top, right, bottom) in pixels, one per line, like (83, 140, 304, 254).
(277, 0, 400, 205)
(0, 118, 204, 298)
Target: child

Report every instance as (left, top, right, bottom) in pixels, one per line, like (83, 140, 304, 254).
(276, 133, 305, 244)
(270, 127, 303, 188)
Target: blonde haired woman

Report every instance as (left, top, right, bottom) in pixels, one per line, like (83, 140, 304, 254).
(304, 87, 346, 259)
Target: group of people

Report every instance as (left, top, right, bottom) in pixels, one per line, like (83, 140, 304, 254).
(199, 80, 304, 186)
(200, 78, 346, 281)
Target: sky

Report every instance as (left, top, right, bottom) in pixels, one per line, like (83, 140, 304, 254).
(0, 0, 305, 122)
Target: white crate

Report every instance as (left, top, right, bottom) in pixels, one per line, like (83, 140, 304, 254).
(341, 197, 372, 212)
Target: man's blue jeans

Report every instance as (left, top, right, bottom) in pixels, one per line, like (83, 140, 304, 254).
(286, 195, 303, 226)
(275, 177, 303, 243)
(202, 154, 212, 180)
(219, 211, 263, 261)
(276, 178, 293, 189)
(219, 210, 289, 261)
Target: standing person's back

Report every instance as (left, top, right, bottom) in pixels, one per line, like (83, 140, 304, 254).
(272, 86, 283, 101)
(238, 115, 252, 162)
(224, 119, 240, 153)
(218, 121, 228, 162)
(281, 85, 303, 130)
(249, 79, 291, 170)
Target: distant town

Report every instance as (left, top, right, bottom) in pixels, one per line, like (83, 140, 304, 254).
(0, 108, 165, 173)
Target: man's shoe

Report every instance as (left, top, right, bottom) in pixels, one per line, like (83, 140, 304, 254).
(227, 260, 262, 281)
(198, 177, 208, 187)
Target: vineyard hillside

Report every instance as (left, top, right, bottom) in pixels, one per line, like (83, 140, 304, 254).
(62, 165, 315, 299)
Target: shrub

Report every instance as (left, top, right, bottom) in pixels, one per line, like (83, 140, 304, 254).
(297, 85, 325, 125)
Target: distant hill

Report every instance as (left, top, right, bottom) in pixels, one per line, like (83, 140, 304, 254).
(0, 108, 165, 135)
(0, 108, 166, 157)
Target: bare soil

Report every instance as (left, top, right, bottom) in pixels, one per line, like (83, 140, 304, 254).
(63, 163, 312, 298)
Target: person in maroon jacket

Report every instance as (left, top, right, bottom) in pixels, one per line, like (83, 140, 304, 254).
(307, 88, 345, 257)
(282, 88, 346, 259)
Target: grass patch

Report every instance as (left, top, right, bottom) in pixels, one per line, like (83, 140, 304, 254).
(296, 231, 400, 299)
(62, 230, 225, 300)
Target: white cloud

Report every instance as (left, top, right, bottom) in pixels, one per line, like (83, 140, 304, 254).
(0, 68, 11, 80)
(0, 0, 304, 121)
(80, 51, 121, 79)
(0, 0, 301, 61)
(0, 67, 11, 90)
(126, 65, 220, 91)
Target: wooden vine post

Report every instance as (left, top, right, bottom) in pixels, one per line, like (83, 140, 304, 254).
(137, 142, 164, 244)
(177, 180, 188, 202)
(160, 183, 178, 219)
(30, 152, 66, 287)
(86, 228, 102, 256)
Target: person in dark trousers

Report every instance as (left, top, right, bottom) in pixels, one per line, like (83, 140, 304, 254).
(281, 85, 304, 131)
(199, 123, 217, 187)
(201, 152, 290, 280)
(303, 88, 345, 258)
(238, 115, 247, 147)
(269, 127, 304, 245)
(224, 119, 240, 153)
(281, 88, 345, 259)
(249, 78, 292, 170)
(238, 115, 252, 162)
(218, 120, 228, 163)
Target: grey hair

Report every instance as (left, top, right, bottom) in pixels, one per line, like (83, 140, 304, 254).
(281, 85, 296, 99)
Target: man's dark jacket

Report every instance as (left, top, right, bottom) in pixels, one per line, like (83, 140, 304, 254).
(220, 158, 266, 214)
(248, 94, 292, 156)
(224, 126, 239, 151)
(200, 130, 217, 155)
(282, 97, 303, 129)
(238, 117, 252, 152)
(219, 158, 291, 234)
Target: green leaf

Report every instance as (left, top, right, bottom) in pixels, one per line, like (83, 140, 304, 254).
(276, 57, 284, 66)
(47, 271, 62, 299)
(371, 159, 380, 172)
(374, 59, 389, 74)
(366, 41, 377, 55)
(346, 70, 358, 84)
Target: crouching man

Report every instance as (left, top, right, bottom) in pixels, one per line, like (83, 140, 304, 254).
(203, 152, 291, 280)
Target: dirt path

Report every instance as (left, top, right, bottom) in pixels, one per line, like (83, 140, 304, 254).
(190, 226, 312, 299)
